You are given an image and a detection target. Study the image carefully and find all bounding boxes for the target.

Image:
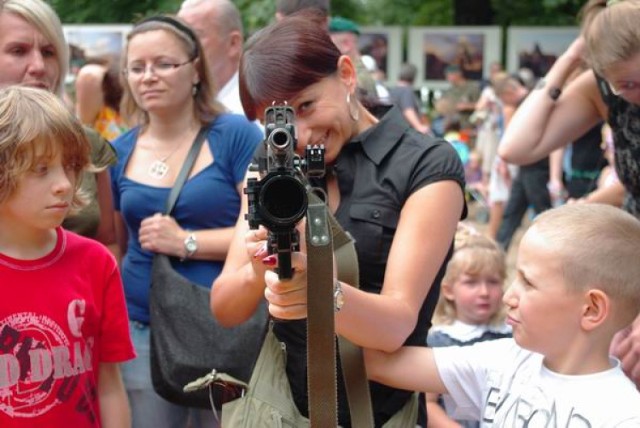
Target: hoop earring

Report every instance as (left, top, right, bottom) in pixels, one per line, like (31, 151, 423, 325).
(347, 92, 359, 122)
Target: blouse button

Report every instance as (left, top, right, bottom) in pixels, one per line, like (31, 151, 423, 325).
(372, 210, 381, 219)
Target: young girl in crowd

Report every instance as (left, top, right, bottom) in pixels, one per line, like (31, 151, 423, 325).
(426, 225, 510, 427)
(0, 86, 135, 428)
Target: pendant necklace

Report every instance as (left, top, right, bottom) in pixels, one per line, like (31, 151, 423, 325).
(148, 143, 181, 180)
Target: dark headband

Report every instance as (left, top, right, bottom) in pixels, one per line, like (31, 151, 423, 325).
(135, 15, 199, 55)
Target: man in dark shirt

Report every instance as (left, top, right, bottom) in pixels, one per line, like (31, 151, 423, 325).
(493, 74, 552, 251)
(389, 63, 430, 134)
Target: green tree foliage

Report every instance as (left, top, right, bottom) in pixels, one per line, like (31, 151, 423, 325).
(492, 0, 583, 27)
(50, 0, 584, 32)
(50, 0, 182, 24)
(362, 0, 453, 26)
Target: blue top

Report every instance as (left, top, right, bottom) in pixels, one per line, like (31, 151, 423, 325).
(111, 113, 262, 323)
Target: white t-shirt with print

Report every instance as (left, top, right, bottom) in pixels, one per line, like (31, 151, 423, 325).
(433, 338, 640, 427)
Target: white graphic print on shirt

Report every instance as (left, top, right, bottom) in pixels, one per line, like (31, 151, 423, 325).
(0, 300, 95, 421)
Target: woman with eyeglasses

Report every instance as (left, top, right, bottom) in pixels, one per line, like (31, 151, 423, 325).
(497, 0, 640, 390)
(110, 15, 262, 428)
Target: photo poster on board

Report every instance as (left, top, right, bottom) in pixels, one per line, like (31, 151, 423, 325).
(358, 26, 403, 85)
(506, 27, 580, 78)
(63, 24, 132, 76)
(407, 26, 501, 89)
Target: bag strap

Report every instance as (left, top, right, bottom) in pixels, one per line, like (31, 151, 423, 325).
(306, 192, 374, 427)
(164, 126, 209, 215)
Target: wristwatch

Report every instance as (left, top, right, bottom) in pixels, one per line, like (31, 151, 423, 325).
(535, 78, 562, 101)
(183, 232, 198, 260)
(334, 280, 344, 313)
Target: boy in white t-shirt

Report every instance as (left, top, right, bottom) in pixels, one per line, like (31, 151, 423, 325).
(365, 203, 640, 427)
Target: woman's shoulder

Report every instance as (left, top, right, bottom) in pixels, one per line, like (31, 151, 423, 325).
(208, 114, 262, 148)
(211, 112, 259, 130)
(111, 127, 139, 149)
(208, 113, 262, 141)
(82, 125, 117, 167)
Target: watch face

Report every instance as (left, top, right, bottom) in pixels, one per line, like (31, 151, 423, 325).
(186, 240, 197, 252)
(185, 235, 197, 253)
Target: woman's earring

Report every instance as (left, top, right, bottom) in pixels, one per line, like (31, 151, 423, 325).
(347, 92, 359, 122)
(192, 84, 198, 96)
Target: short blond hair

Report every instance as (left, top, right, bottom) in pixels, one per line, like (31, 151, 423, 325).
(531, 203, 640, 324)
(0, 0, 68, 97)
(433, 226, 507, 326)
(0, 87, 90, 210)
(491, 72, 520, 98)
(581, 0, 640, 75)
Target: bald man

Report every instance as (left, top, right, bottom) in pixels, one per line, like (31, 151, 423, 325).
(178, 0, 246, 116)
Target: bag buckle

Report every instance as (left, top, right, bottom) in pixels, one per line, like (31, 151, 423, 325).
(183, 369, 248, 393)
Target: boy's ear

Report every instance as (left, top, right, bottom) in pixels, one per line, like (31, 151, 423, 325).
(580, 289, 610, 331)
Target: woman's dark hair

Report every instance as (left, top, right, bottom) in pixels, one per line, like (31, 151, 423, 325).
(102, 64, 123, 112)
(239, 10, 340, 121)
(82, 57, 124, 113)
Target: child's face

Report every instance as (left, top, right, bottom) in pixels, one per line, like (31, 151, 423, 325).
(444, 271, 504, 325)
(503, 226, 583, 358)
(0, 151, 76, 232)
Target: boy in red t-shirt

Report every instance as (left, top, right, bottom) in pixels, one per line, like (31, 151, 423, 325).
(0, 86, 135, 427)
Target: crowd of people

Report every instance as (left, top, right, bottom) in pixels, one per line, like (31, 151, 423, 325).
(1, 0, 640, 426)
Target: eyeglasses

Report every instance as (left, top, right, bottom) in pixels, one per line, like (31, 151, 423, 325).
(123, 58, 195, 78)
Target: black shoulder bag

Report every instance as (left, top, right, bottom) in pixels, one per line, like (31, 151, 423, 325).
(149, 126, 268, 409)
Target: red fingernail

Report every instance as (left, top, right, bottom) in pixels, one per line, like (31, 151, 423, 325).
(262, 255, 277, 266)
(253, 244, 268, 259)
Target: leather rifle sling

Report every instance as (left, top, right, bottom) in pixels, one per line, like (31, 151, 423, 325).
(306, 192, 374, 427)
(306, 195, 338, 427)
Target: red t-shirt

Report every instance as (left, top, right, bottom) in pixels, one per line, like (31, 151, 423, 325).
(0, 228, 135, 427)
